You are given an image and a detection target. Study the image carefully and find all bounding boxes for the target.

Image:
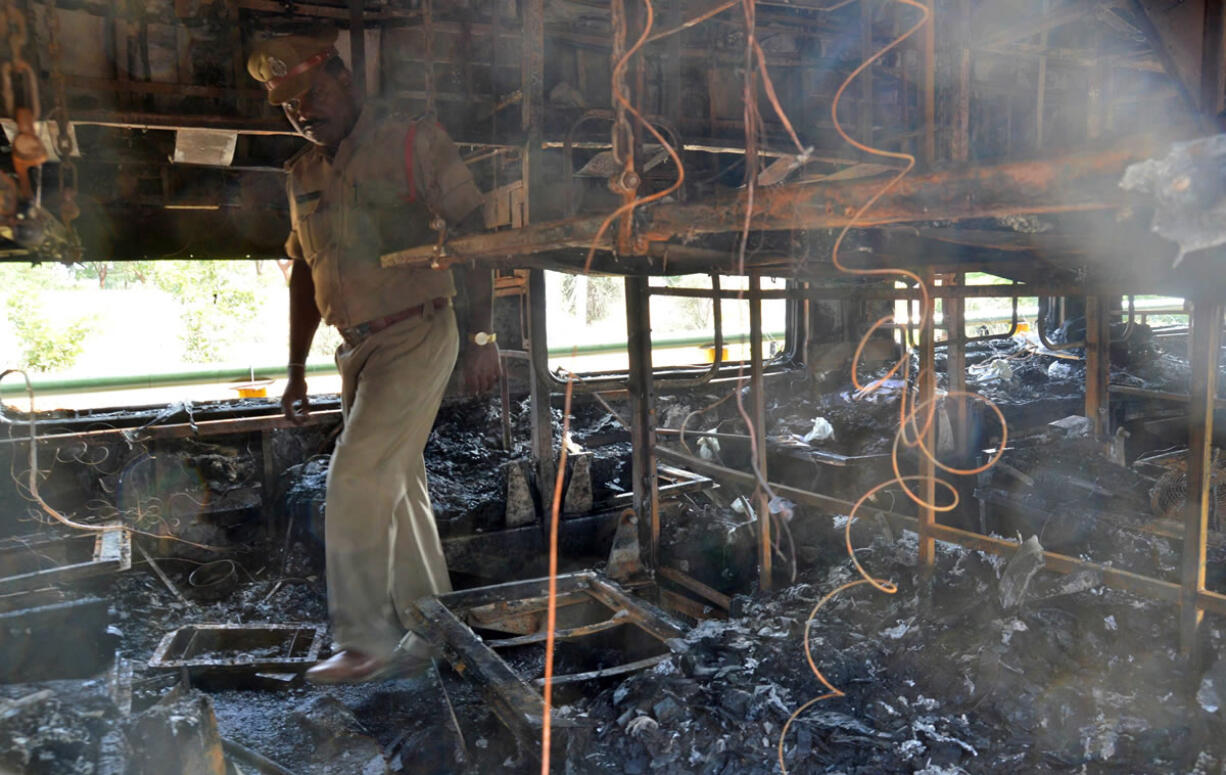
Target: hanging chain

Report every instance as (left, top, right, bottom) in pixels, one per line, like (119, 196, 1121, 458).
(1, 0, 36, 118)
(46, 0, 79, 239)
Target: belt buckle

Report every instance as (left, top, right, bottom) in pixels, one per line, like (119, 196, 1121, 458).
(341, 322, 370, 347)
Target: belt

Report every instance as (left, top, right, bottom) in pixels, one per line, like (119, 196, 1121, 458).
(339, 297, 449, 347)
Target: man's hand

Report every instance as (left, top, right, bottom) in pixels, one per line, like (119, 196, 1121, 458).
(462, 343, 501, 394)
(281, 374, 312, 424)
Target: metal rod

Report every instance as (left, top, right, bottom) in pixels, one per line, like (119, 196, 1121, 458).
(532, 654, 668, 686)
(658, 566, 731, 611)
(807, 283, 1088, 301)
(135, 541, 195, 609)
(222, 737, 299, 775)
(381, 142, 1156, 267)
(922, 0, 936, 165)
(961, 293, 1019, 343)
(626, 276, 660, 572)
(1084, 295, 1111, 439)
(951, 0, 971, 161)
(484, 617, 627, 648)
(527, 270, 555, 513)
(1109, 384, 1226, 409)
(499, 356, 513, 451)
(1182, 300, 1222, 654)
(917, 271, 937, 569)
(750, 274, 771, 591)
(945, 275, 972, 462)
(646, 285, 799, 300)
(1037, 296, 1084, 350)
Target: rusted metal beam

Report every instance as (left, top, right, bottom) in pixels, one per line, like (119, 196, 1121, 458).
(917, 271, 937, 569)
(70, 111, 296, 135)
(922, 0, 936, 165)
(659, 587, 723, 620)
(532, 654, 669, 686)
(583, 577, 688, 642)
(625, 276, 660, 573)
(1181, 300, 1223, 654)
(527, 271, 555, 515)
(0, 409, 341, 446)
(749, 274, 771, 591)
(859, 0, 874, 145)
(382, 142, 1156, 269)
(1109, 384, 1226, 409)
(1084, 295, 1111, 439)
(952, 0, 970, 162)
(944, 275, 971, 461)
(659, 566, 731, 611)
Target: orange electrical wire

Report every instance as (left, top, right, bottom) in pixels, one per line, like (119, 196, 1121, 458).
(582, 0, 685, 274)
(776, 1, 930, 771)
(540, 371, 576, 774)
(778, 1, 1019, 768)
(828, 0, 933, 398)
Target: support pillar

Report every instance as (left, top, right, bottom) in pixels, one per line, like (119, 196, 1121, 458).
(626, 276, 659, 573)
(1084, 295, 1111, 440)
(522, 0, 549, 516)
(750, 274, 771, 590)
(922, 0, 936, 166)
(945, 275, 969, 458)
(952, 0, 970, 162)
(917, 273, 937, 569)
(1181, 300, 1222, 656)
(527, 270, 554, 514)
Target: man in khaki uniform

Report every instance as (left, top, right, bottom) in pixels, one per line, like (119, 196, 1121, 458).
(249, 29, 500, 683)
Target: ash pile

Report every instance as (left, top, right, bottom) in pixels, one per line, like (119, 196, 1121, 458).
(562, 521, 1226, 774)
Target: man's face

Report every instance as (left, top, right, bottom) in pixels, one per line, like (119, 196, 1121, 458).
(282, 66, 358, 148)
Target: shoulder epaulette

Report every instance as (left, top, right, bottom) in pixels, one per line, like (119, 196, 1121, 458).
(283, 142, 316, 172)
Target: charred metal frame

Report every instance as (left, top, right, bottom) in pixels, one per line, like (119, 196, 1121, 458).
(413, 571, 688, 758)
(0, 527, 130, 594)
(149, 622, 326, 674)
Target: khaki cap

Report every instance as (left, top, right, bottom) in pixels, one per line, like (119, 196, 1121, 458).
(247, 28, 339, 105)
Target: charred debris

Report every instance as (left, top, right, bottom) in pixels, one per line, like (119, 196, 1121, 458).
(3, 0, 1226, 773)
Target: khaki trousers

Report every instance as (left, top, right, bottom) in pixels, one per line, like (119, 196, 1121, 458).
(326, 304, 457, 659)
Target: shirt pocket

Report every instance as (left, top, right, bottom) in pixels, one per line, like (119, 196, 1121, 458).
(293, 190, 333, 259)
(349, 178, 406, 251)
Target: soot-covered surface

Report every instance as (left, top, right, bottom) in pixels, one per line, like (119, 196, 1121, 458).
(558, 518, 1226, 774)
(5, 499, 1225, 774)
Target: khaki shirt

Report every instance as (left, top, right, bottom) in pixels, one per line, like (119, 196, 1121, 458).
(284, 104, 484, 330)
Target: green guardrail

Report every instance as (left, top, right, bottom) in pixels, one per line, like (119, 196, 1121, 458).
(1, 330, 788, 398)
